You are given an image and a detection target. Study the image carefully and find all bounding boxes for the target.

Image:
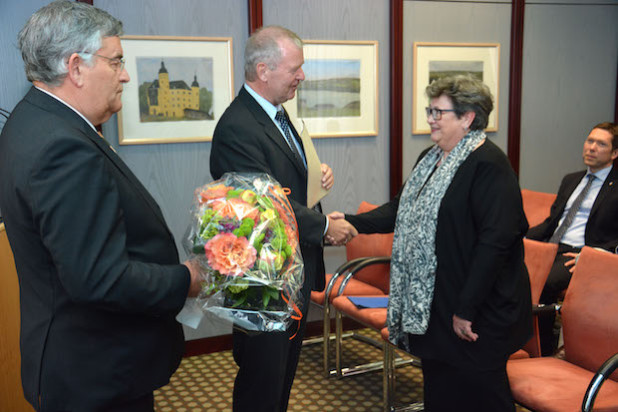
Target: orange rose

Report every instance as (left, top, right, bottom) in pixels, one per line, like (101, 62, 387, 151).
(204, 233, 257, 276)
(199, 184, 231, 204)
(212, 198, 259, 221)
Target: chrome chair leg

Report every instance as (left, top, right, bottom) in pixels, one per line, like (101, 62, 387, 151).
(335, 309, 344, 377)
(322, 302, 331, 377)
(383, 340, 395, 412)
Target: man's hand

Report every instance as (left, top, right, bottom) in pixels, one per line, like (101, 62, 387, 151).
(325, 212, 357, 245)
(183, 259, 203, 297)
(321, 163, 334, 190)
(563, 251, 579, 274)
(453, 314, 478, 342)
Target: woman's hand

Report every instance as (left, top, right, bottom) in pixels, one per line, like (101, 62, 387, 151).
(453, 314, 478, 342)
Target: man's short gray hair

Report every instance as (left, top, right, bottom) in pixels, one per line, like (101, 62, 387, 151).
(244, 26, 303, 82)
(18, 0, 123, 86)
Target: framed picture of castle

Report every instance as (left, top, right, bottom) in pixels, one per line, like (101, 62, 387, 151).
(117, 36, 233, 145)
(285, 40, 378, 138)
(412, 42, 499, 134)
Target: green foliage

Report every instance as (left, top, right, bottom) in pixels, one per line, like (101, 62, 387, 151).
(199, 87, 213, 115)
(138, 82, 152, 115)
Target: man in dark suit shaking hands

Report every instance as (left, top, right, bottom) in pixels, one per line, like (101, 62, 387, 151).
(210, 26, 357, 411)
(528, 122, 618, 355)
(0, 2, 202, 410)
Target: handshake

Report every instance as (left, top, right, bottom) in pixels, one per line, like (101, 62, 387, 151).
(325, 211, 358, 246)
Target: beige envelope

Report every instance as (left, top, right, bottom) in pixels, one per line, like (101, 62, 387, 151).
(283, 103, 330, 208)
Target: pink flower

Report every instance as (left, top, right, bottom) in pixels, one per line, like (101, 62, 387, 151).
(204, 233, 257, 276)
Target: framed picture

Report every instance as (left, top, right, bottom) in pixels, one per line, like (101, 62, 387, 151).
(117, 35, 234, 145)
(412, 42, 500, 135)
(285, 40, 378, 138)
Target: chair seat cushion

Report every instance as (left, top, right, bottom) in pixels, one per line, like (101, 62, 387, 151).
(331, 295, 387, 330)
(311, 274, 385, 306)
(508, 357, 618, 412)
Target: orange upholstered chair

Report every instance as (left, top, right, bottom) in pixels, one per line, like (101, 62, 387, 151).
(309, 201, 393, 376)
(521, 188, 557, 227)
(510, 239, 559, 359)
(507, 247, 618, 411)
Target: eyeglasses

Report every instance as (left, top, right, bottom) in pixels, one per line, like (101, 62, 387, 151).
(425, 107, 456, 120)
(79, 52, 125, 72)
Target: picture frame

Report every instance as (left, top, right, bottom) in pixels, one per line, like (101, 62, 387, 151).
(285, 40, 378, 138)
(412, 42, 500, 135)
(117, 35, 234, 145)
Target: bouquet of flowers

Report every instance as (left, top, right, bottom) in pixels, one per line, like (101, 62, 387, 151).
(184, 173, 304, 332)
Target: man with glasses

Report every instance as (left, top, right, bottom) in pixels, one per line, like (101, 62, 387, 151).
(528, 122, 618, 355)
(0, 2, 202, 410)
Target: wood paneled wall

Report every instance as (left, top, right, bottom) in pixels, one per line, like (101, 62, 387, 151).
(0, 224, 33, 412)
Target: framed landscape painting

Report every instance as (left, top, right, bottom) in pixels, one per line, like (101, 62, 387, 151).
(117, 35, 233, 145)
(286, 40, 378, 138)
(412, 42, 500, 134)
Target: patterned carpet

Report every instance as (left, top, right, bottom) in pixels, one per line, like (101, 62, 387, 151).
(154, 328, 534, 411)
(154, 329, 423, 412)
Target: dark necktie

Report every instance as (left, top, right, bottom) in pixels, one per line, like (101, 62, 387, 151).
(275, 110, 306, 168)
(549, 174, 596, 244)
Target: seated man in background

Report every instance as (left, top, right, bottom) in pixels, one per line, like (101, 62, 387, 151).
(527, 121, 618, 355)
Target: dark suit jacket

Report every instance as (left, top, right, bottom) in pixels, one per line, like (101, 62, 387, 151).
(346, 141, 532, 370)
(527, 167, 618, 251)
(210, 86, 326, 291)
(0, 88, 190, 411)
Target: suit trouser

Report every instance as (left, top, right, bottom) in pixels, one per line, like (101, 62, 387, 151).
(421, 358, 514, 412)
(102, 393, 154, 412)
(232, 272, 312, 412)
(539, 243, 580, 356)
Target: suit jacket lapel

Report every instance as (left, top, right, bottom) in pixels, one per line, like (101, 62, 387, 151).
(238, 88, 307, 176)
(26, 88, 169, 228)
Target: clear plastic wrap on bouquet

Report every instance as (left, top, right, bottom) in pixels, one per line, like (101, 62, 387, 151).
(184, 173, 304, 332)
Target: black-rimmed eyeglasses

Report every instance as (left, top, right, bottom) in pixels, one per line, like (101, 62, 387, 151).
(425, 107, 456, 120)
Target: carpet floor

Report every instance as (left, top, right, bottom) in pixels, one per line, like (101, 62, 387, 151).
(154, 329, 531, 411)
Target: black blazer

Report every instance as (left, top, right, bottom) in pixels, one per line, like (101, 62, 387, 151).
(210, 86, 326, 291)
(346, 140, 532, 369)
(0, 88, 190, 411)
(527, 167, 618, 251)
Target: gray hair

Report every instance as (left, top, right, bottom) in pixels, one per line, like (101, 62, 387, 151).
(426, 74, 493, 131)
(244, 26, 303, 82)
(18, 0, 123, 86)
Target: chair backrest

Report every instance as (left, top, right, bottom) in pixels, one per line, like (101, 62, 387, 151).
(520, 239, 559, 357)
(562, 247, 618, 381)
(345, 201, 393, 293)
(521, 189, 556, 228)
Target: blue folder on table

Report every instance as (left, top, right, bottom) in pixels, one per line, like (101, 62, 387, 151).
(348, 296, 389, 309)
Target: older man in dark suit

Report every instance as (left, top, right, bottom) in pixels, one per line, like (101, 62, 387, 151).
(210, 26, 357, 411)
(528, 121, 618, 355)
(0, 2, 202, 410)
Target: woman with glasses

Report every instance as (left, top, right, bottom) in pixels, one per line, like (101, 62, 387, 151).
(332, 75, 532, 411)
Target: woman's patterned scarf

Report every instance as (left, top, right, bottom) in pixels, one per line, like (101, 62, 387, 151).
(387, 130, 485, 348)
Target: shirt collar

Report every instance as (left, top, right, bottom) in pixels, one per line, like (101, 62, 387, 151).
(243, 83, 283, 121)
(588, 164, 612, 182)
(34, 86, 98, 133)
